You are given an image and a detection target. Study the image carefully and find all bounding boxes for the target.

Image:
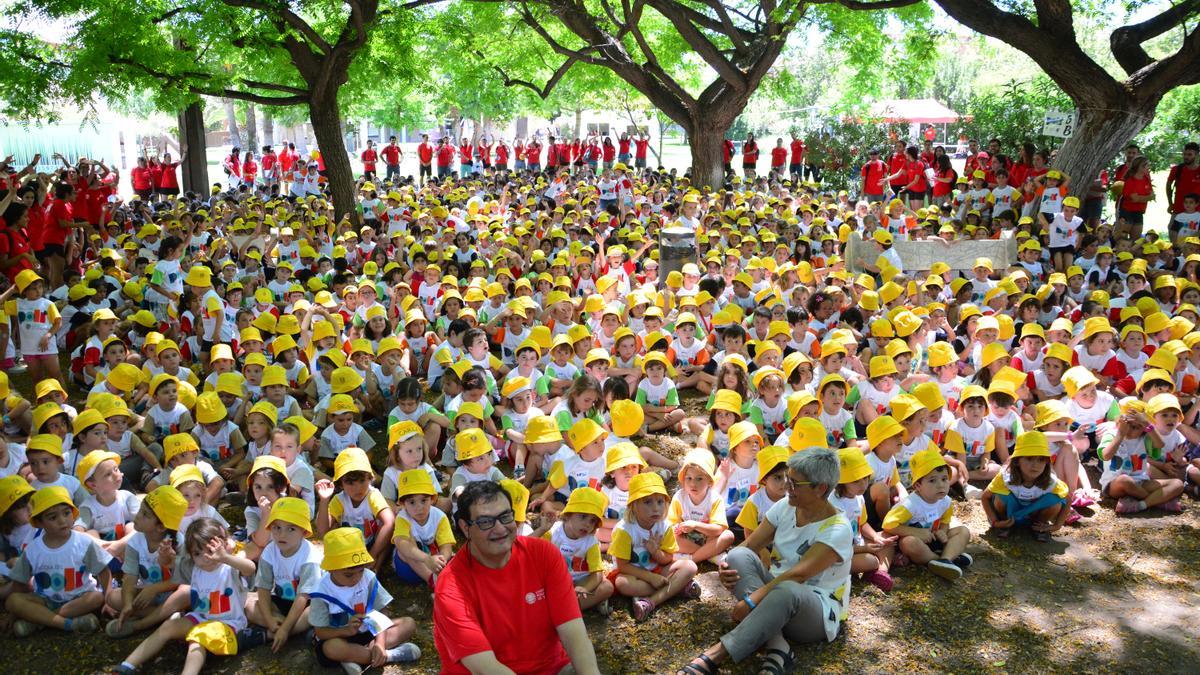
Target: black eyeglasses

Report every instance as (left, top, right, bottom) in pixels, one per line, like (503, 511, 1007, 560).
(467, 509, 515, 531)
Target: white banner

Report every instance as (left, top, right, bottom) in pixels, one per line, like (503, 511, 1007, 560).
(846, 232, 1018, 274)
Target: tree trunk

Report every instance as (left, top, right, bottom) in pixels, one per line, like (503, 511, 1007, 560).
(1052, 102, 1156, 194)
(177, 102, 208, 193)
(573, 108, 583, 139)
(687, 117, 733, 191)
(245, 104, 258, 150)
(309, 96, 358, 226)
(262, 113, 275, 146)
(222, 98, 242, 148)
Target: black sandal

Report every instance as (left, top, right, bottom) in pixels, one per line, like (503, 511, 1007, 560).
(758, 647, 795, 675)
(677, 653, 720, 675)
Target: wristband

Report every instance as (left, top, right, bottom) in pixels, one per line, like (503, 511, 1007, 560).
(742, 593, 756, 610)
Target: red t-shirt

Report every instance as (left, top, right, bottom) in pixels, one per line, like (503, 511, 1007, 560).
(459, 143, 473, 163)
(417, 143, 433, 164)
(742, 141, 758, 164)
(360, 148, 378, 171)
(619, 139, 630, 155)
(1122, 174, 1152, 213)
(526, 143, 540, 164)
(889, 153, 908, 188)
(159, 162, 180, 189)
(635, 138, 649, 159)
(602, 144, 615, 161)
(1168, 163, 1200, 212)
(42, 198, 73, 247)
(261, 153, 277, 174)
(478, 143, 492, 163)
(280, 149, 295, 173)
(770, 147, 787, 168)
(433, 537, 580, 675)
(861, 159, 887, 195)
(932, 167, 955, 197)
(242, 159, 258, 182)
(148, 163, 163, 188)
(381, 145, 401, 165)
(0, 223, 33, 282)
(436, 144, 454, 167)
(131, 167, 152, 191)
(496, 144, 509, 164)
(790, 139, 805, 164)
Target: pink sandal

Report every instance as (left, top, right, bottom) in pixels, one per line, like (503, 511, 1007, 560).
(631, 598, 656, 622)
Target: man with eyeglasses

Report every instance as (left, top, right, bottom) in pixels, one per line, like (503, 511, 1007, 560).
(433, 481, 600, 675)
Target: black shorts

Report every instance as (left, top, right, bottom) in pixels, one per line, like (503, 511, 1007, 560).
(272, 596, 294, 616)
(1118, 209, 1145, 226)
(419, 164, 432, 177)
(135, 188, 154, 201)
(38, 243, 66, 258)
(635, 157, 647, 169)
(789, 163, 802, 175)
(314, 630, 374, 667)
(200, 339, 216, 354)
(156, 187, 180, 196)
(1049, 245, 1075, 256)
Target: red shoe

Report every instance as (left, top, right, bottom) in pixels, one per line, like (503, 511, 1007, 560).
(862, 569, 894, 592)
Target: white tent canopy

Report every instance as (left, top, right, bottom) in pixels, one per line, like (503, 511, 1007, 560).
(869, 98, 961, 124)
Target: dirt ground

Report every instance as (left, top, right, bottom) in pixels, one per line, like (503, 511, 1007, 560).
(4, 384, 1200, 674)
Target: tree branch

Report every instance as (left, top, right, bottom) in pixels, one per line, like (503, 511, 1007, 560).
(1111, 0, 1200, 76)
(810, 0, 921, 9)
(1133, 21, 1200, 93)
(478, 50, 576, 98)
(109, 57, 308, 106)
(221, 0, 333, 54)
(646, 0, 748, 90)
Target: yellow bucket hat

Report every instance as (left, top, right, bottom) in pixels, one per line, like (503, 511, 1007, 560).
(709, 390, 744, 415)
(267, 496, 312, 534)
(757, 446, 791, 483)
(195, 392, 228, 425)
(1011, 432, 1050, 459)
(0, 475, 35, 516)
(789, 417, 829, 451)
(838, 447, 873, 484)
(523, 416, 563, 445)
(76, 450, 121, 486)
(321, 527, 374, 571)
(1062, 366, 1100, 398)
(604, 442, 648, 473)
(728, 420, 762, 450)
(30, 485, 78, 520)
(561, 486, 607, 520)
(567, 418, 608, 450)
(678, 448, 717, 483)
(333, 447, 374, 482)
(397, 469, 437, 499)
(142, 485, 187, 531)
(910, 448, 948, 483)
(455, 428, 493, 462)
(866, 415, 904, 449)
(627, 472, 668, 503)
(163, 432, 200, 463)
(170, 464, 205, 490)
(27, 433, 64, 458)
(389, 420, 423, 448)
(246, 455, 289, 490)
(606, 400, 644, 438)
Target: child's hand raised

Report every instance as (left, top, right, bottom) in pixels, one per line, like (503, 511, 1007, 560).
(718, 457, 734, 478)
(315, 478, 336, 501)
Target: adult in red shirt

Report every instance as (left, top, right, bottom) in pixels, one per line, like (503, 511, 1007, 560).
(0, 200, 36, 284)
(434, 481, 599, 675)
(1117, 155, 1153, 238)
(242, 151, 258, 186)
(860, 148, 888, 202)
(931, 154, 956, 201)
(770, 138, 788, 174)
(789, 133, 805, 179)
(1166, 141, 1199, 214)
(545, 136, 558, 170)
(435, 138, 454, 178)
(601, 137, 616, 168)
(261, 146, 279, 187)
(885, 139, 909, 197)
(901, 145, 929, 208)
(494, 140, 509, 171)
(741, 133, 759, 179)
(279, 142, 296, 175)
(40, 181, 84, 289)
(634, 133, 650, 169)
(130, 158, 153, 201)
(526, 138, 542, 172)
(157, 152, 181, 196)
(458, 140, 474, 174)
(147, 159, 163, 198)
(618, 133, 631, 164)
(360, 139, 378, 179)
(477, 138, 492, 168)
(381, 136, 403, 182)
(416, 134, 434, 184)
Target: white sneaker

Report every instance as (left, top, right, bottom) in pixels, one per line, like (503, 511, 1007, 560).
(964, 485, 983, 499)
(341, 663, 363, 675)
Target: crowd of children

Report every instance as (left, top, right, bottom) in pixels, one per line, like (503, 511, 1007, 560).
(0, 138, 1196, 672)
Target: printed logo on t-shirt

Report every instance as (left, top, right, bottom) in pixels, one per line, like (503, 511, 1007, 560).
(35, 566, 85, 594)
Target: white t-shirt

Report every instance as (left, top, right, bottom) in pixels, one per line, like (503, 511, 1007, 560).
(763, 502, 853, 641)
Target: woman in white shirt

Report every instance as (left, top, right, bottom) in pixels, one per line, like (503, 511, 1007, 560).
(675, 448, 853, 675)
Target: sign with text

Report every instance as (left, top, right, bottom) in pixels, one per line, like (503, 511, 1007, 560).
(1042, 110, 1078, 138)
(846, 232, 1017, 273)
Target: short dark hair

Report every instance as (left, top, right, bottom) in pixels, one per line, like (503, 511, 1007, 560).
(1186, 142, 1199, 153)
(455, 480, 511, 527)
